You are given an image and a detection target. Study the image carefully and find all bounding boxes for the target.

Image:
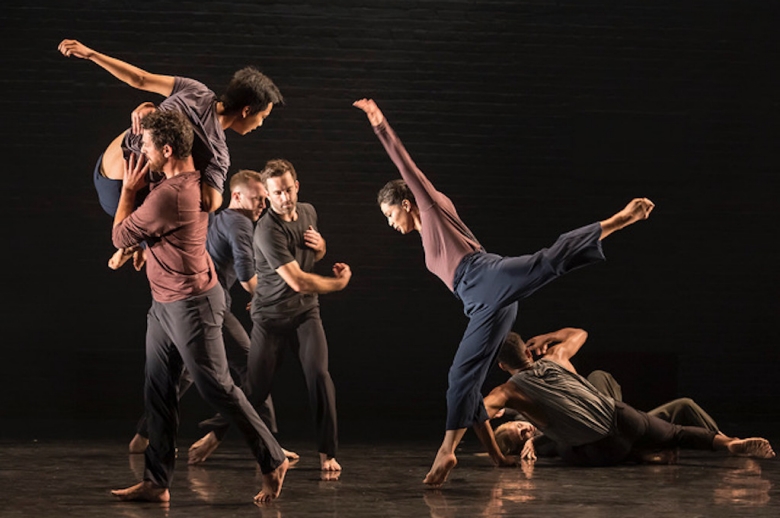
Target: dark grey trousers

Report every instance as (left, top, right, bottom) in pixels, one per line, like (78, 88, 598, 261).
(143, 285, 285, 487)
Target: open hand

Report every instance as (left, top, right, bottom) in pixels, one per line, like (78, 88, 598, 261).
(131, 102, 157, 135)
(304, 225, 325, 254)
(123, 153, 150, 193)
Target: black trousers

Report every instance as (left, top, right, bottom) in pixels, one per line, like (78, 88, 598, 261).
(143, 285, 285, 487)
(202, 305, 338, 457)
(557, 401, 717, 467)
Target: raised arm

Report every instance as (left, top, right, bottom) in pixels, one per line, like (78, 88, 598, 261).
(599, 198, 655, 240)
(275, 261, 351, 295)
(526, 327, 588, 373)
(58, 39, 175, 97)
(353, 98, 437, 210)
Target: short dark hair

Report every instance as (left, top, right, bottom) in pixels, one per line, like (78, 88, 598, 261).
(260, 158, 297, 184)
(377, 179, 415, 207)
(141, 110, 193, 159)
(494, 422, 525, 455)
(229, 169, 263, 193)
(497, 332, 528, 370)
(220, 66, 284, 115)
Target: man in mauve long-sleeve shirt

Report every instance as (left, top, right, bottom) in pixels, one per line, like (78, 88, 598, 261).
(110, 110, 288, 505)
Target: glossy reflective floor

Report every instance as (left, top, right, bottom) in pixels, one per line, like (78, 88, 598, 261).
(1, 423, 779, 517)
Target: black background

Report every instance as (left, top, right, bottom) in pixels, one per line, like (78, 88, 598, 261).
(1, 0, 777, 442)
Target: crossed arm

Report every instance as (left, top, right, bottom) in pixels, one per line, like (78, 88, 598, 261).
(527, 327, 588, 373)
(275, 261, 351, 294)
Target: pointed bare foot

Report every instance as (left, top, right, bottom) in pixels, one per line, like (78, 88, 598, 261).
(423, 451, 458, 487)
(128, 433, 149, 454)
(282, 448, 300, 460)
(320, 453, 342, 472)
(108, 248, 134, 270)
(110, 480, 170, 502)
(188, 431, 221, 465)
(728, 437, 776, 459)
(254, 458, 289, 504)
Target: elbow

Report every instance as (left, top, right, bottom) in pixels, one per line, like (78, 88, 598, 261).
(128, 72, 151, 90)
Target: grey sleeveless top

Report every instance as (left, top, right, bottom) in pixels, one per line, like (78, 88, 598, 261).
(510, 359, 615, 446)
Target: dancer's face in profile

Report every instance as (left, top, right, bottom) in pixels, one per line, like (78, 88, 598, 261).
(234, 179, 268, 222)
(140, 130, 167, 172)
(380, 200, 415, 234)
(233, 103, 273, 135)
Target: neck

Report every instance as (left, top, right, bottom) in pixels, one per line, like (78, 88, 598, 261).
(162, 157, 196, 179)
(413, 210, 422, 232)
(227, 203, 252, 220)
(215, 101, 236, 130)
(273, 205, 298, 222)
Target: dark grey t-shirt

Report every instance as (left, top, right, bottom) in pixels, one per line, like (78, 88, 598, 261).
(510, 359, 616, 447)
(123, 76, 230, 193)
(251, 202, 319, 318)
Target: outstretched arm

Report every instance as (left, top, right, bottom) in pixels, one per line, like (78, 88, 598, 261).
(58, 39, 175, 97)
(478, 385, 517, 466)
(526, 327, 588, 373)
(353, 99, 385, 127)
(353, 98, 437, 210)
(599, 198, 655, 240)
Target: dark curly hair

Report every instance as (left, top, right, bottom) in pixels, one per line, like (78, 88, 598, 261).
(141, 110, 194, 159)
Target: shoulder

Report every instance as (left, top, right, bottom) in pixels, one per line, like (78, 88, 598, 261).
(172, 77, 213, 95)
(298, 202, 317, 219)
(255, 212, 283, 236)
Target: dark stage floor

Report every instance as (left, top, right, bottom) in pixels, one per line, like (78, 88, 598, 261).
(1, 421, 779, 518)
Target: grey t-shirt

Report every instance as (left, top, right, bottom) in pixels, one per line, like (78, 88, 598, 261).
(123, 76, 230, 193)
(251, 203, 319, 318)
(510, 359, 616, 447)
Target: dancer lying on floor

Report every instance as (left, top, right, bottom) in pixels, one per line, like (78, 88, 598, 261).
(480, 329, 775, 467)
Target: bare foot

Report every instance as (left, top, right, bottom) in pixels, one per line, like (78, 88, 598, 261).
(254, 458, 289, 504)
(111, 480, 170, 502)
(728, 437, 776, 459)
(320, 453, 342, 472)
(188, 431, 221, 465)
(423, 451, 458, 487)
(108, 248, 134, 270)
(282, 448, 300, 460)
(128, 433, 149, 454)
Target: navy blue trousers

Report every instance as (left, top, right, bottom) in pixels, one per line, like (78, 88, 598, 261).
(448, 222, 605, 430)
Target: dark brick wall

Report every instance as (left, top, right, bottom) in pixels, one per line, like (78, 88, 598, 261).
(1, 1, 777, 435)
